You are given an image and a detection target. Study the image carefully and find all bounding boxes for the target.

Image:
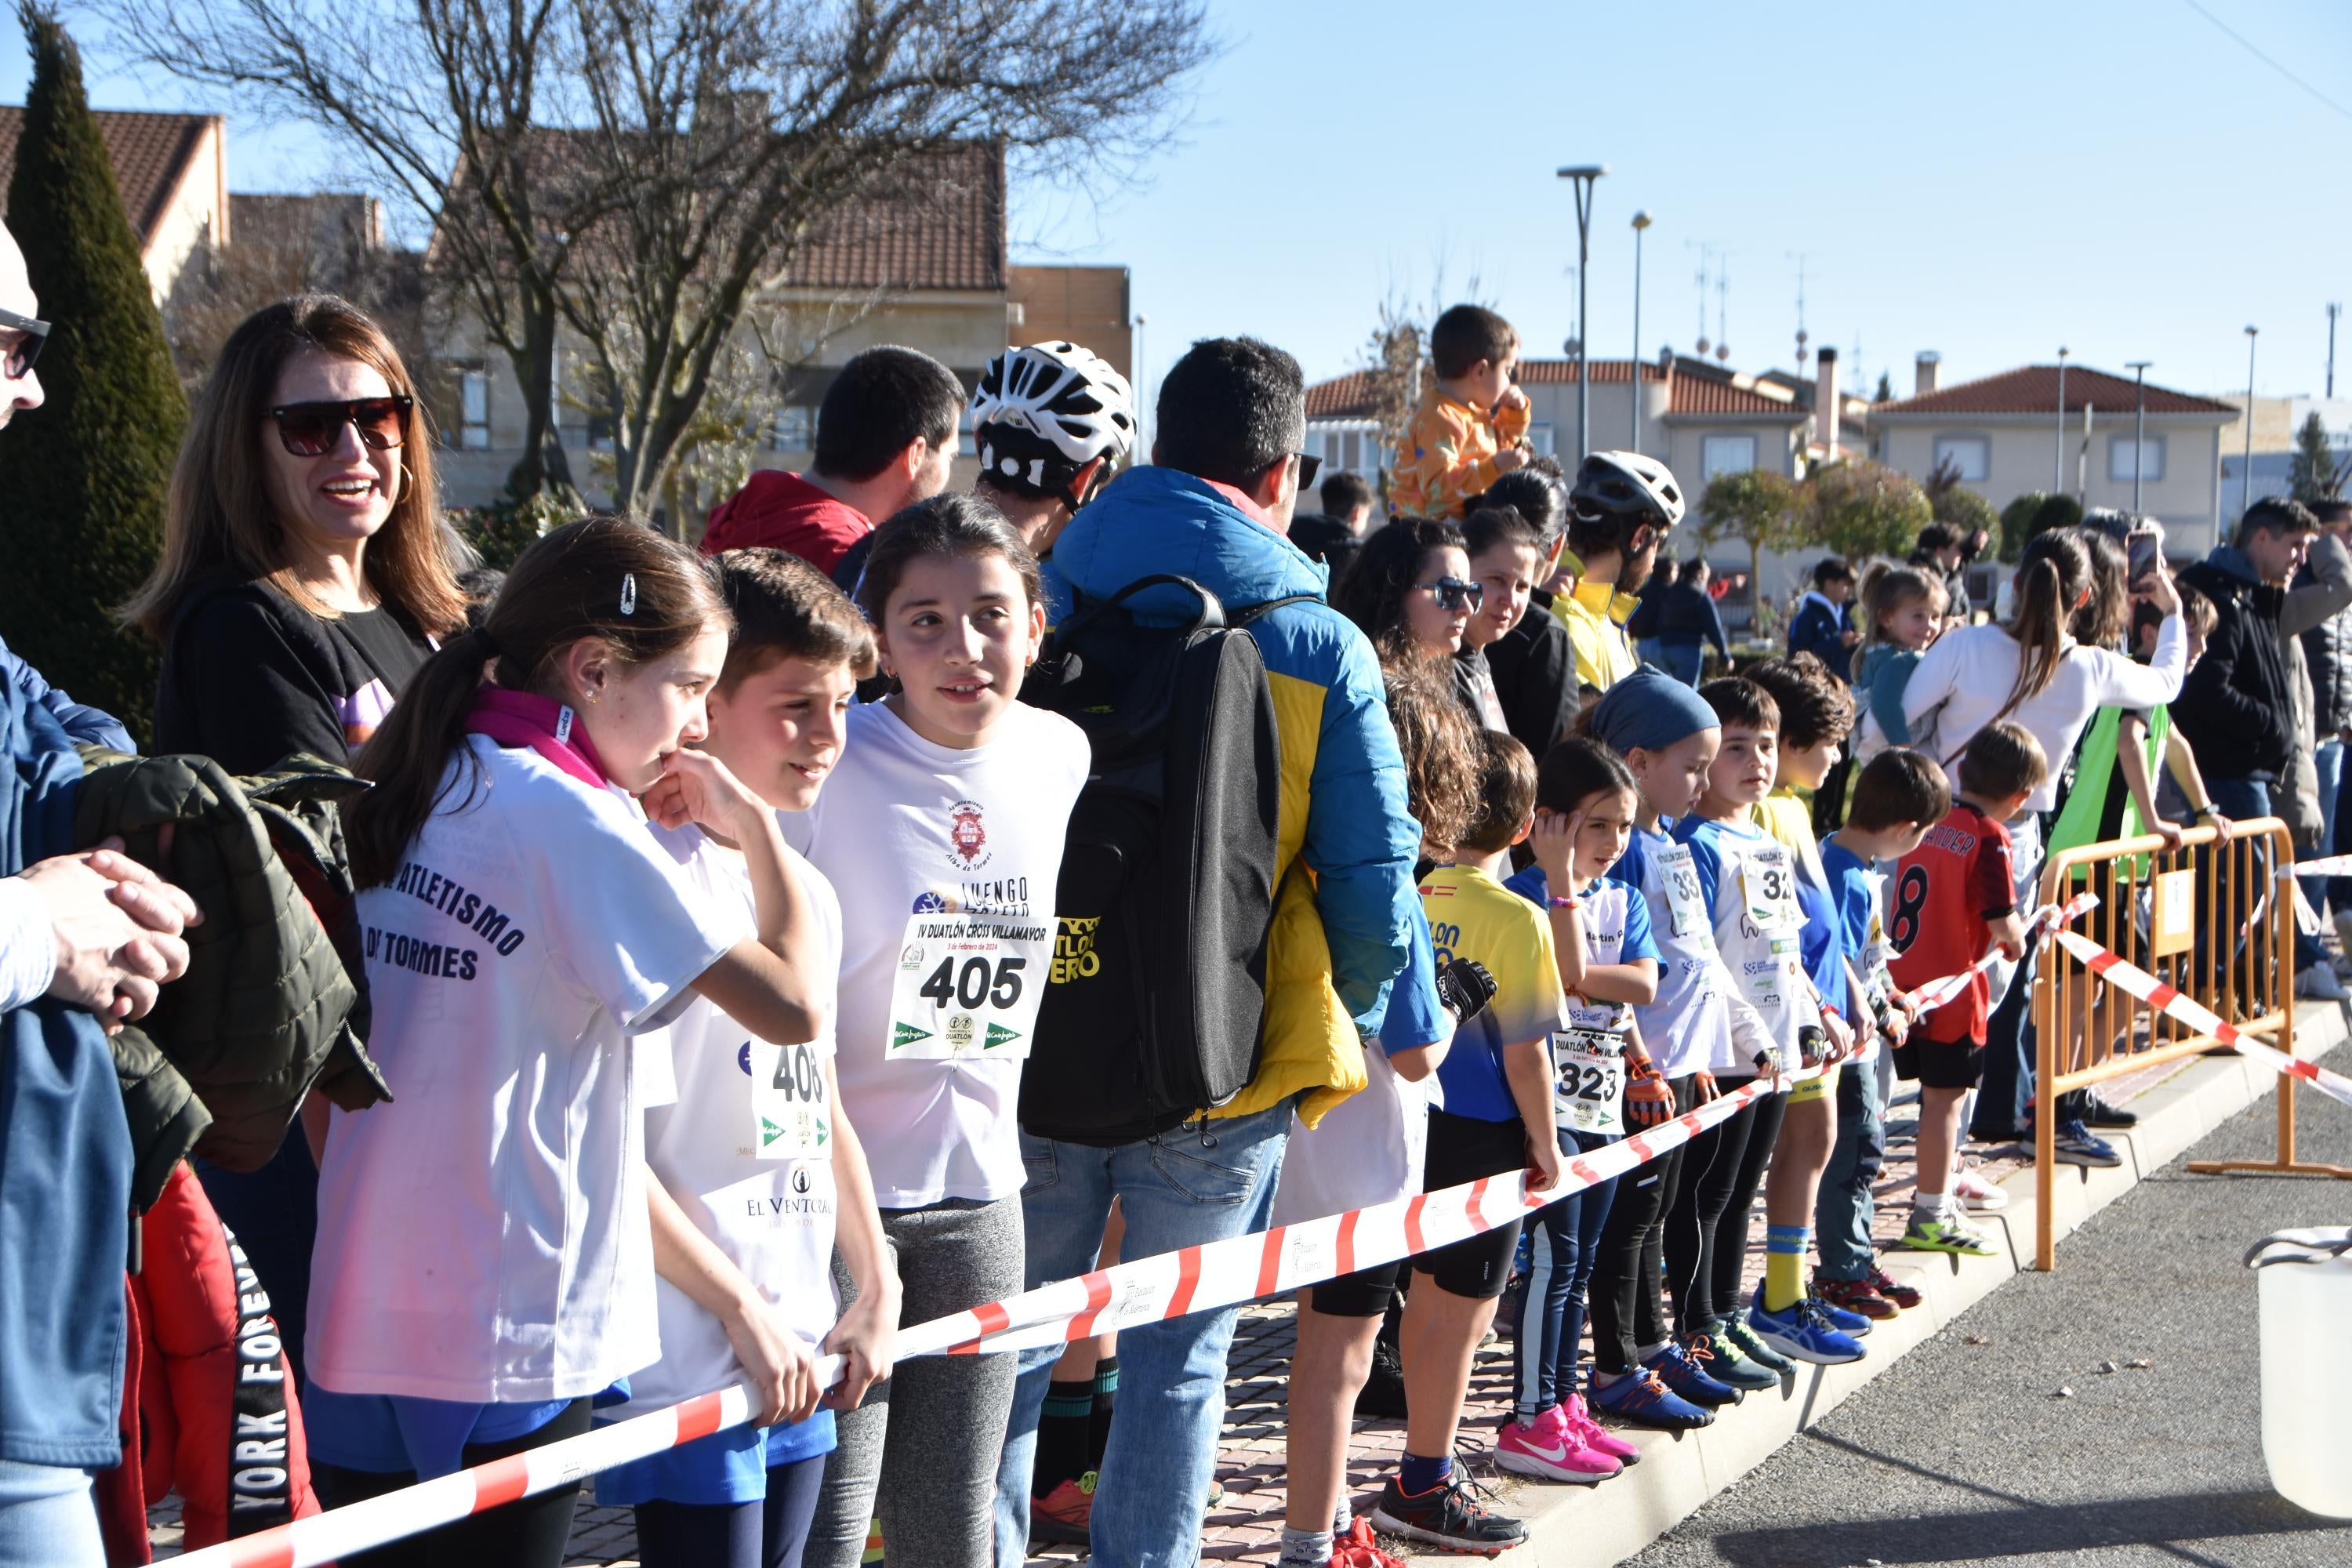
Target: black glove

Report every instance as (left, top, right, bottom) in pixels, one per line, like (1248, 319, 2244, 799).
(1435, 958, 1498, 1025)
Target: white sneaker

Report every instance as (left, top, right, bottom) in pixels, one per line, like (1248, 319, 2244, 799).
(1952, 1163, 2009, 1211)
(2296, 964, 2348, 1001)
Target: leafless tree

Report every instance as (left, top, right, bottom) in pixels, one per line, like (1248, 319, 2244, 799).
(103, 0, 1217, 517)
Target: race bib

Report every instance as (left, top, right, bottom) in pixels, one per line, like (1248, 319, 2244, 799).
(750, 1040, 832, 1162)
(886, 910, 1054, 1062)
(1740, 844, 1800, 935)
(1656, 843, 1712, 945)
(1551, 1029, 1626, 1136)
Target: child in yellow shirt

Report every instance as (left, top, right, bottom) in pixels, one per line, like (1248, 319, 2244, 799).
(1392, 305, 1532, 519)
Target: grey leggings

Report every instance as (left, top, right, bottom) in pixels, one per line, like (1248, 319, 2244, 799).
(804, 1196, 1025, 1568)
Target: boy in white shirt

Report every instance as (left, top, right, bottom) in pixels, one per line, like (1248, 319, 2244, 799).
(600, 550, 898, 1568)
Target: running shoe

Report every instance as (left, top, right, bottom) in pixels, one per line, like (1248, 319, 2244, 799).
(1720, 1315, 1795, 1375)
(1900, 1214, 1997, 1257)
(1494, 1403, 1620, 1483)
(1561, 1393, 1641, 1463)
(1867, 1265, 1923, 1311)
(1355, 1332, 1408, 1419)
(1692, 1327, 1780, 1390)
(2296, 963, 2348, 1001)
(1746, 1294, 1867, 1366)
(1642, 1338, 1741, 1407)
(1953, 1163, 2010, 1210)
(1331, 1518, 1406, 1567)
(2052, 1119, 2123, 1168)
(1369, 1472, 1528, 1555)
(2081, 1088, 2139, 1129)
(1785, 1285, 1874, 1338)
(1588, 1367, 1714, 1430)
(1029, 1471, 1095, 1546)
(1812, 1274, 1899, 1320)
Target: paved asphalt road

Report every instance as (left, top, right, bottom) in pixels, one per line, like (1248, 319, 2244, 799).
(1620, 1076, 2352, 1568)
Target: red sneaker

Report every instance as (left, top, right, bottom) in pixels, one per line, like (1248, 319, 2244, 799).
(1029, 1472, 1094, 1547)
(1813, 1274, 1900, 1320)
(1867, 1265, 1923, 1311)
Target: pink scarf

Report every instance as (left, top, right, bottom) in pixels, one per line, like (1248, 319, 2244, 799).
(464, 688, 611, 790)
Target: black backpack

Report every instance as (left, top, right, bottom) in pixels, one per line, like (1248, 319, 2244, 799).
(1018, 575, 1313, 1145)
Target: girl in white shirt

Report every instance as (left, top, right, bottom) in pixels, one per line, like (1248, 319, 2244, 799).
(308, 519, 833, 1568)
(787, 496, 1088, 1568)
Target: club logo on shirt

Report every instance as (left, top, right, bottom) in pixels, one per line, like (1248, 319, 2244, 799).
(947, 800, 991, 870)
(913, 890, 951, 915)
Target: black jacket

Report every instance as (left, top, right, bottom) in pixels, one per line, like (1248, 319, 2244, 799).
(1486, 588, 1582, 758)
(2172, 550, 2295, 780)
(2301, 568, 2352, 737)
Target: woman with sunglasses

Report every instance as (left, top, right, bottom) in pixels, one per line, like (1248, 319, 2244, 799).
(1332, 516, 1481, 666)
(124, 293, 467, 1386)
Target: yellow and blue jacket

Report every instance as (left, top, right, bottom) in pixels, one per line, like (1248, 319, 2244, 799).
(1044, 466, 1428, 1125)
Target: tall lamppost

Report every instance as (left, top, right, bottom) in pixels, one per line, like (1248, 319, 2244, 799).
(1629, 209, 1652, 452)
(2125, 361, 2152, 514)
(2243, 325, 2259, 517)
(1557, 164, 1608, 461)
(2054, 347, 2070, 493)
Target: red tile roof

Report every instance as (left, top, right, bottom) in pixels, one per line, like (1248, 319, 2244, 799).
(784, 140, 1004, 292)
(1874, 364, 2235, 418)
(0, 106, 215, 248)
(1304, 358, 1801, 421)
(1665, 375, 1802, 418)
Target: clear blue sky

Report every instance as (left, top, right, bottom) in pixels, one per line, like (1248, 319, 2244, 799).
(15, 0, 2352, 406)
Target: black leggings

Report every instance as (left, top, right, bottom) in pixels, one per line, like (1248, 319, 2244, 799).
(1586, 1076, 1702, 1374)
(633, 1453, 829, 1568)
(313, 1398, 591, 1568)
(1690, 1084, 1786, 1333)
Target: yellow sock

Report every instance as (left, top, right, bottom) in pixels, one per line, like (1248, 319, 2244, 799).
(1764, 1224, 1808, 1312)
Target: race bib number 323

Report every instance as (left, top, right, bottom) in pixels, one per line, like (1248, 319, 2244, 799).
(887, 910, 1054, 1062)
(1552, 1029, 1626, 1137)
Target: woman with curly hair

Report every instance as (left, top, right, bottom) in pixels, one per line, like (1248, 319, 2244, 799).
(1334, 517, 1478, 670)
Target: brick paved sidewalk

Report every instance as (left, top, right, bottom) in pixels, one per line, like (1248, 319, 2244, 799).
(149, 1058, 2182, 1566)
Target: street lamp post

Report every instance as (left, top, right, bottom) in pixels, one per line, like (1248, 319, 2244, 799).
(2125, 361, 2151, 514)
(1558, 165, 1609, 461)
(1630, 210, 1652, 452)
(2243, 325, 2259, 517)
(2054, 347, 2069, 493)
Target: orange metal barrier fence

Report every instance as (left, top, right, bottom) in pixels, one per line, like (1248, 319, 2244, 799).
(2030, 818, 2348, 1271)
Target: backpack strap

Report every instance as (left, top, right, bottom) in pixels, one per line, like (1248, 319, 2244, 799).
(1229, 593, 1321, 628)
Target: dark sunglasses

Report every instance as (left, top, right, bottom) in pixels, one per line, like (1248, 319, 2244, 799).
(0, 306, 48, 379)
(1294, 452, 1322, 488)
(267, 396, 414, 457)
(1417, 575, 1484, 613)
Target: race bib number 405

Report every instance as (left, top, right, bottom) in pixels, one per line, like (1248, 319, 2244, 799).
(1552, 1029, 1626, 1137)
(887, 910, 1054, 1062)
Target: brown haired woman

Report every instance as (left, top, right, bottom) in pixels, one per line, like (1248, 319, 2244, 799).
(124, 292, 466, 1384)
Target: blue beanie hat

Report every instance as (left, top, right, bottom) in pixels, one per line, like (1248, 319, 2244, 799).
(1589, 665, 1720, 756)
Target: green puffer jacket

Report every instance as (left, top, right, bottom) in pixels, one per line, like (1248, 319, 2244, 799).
(73, 749, 391, 1208)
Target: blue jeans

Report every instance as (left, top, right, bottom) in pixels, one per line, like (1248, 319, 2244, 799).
(994, 1102, 1291, 1568)
(2302, 739, 2343, 923)
(0, 1462, 100, 1568)
(1815, 1047, 1887, 1280)
(2206, 775, 2318, 977)
(1636, 637, 1666, 670)
(1508, 1128, 1615, 1417)
(1657, 639, 1704, 687)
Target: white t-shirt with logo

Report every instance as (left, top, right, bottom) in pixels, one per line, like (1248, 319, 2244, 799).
(1677, 815, 1808, 1074)
(609, 824, 844, 1418)
(307, 738, 744, 1403)
(782, 700, 1088, 1208)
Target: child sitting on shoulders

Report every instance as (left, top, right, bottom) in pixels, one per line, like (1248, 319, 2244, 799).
(1391, 305, 1532, 521)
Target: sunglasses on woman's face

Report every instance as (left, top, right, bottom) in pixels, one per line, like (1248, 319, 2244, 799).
(0, 306, 49, 380)
(267, 396, 414, 457)
(1418, 576, 1484, 613)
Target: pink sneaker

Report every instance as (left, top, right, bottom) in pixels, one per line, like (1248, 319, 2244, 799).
(1562, 1393, 1641, 1465)
(1495, 1402, 1621, 1483)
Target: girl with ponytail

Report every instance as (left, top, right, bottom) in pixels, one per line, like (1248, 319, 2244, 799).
(310, 517, 836, 1568)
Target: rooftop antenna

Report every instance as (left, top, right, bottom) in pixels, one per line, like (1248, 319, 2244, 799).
(1687, 241, 1713, 358)
(1789, 251, 1812, 368)
(1715, 261, 1730, 363)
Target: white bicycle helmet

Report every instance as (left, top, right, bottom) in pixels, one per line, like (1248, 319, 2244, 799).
(971, 341, 1137, 506)
(1570, 449, 1686, 532)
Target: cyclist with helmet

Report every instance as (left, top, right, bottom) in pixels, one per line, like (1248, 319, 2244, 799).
(968, 340, 1136, 559)
(1551, 451, 1686, 700)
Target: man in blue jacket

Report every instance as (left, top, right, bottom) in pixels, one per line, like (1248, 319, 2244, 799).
(997, 338, 1433, 1566)
(1788, 557, 1859, 681)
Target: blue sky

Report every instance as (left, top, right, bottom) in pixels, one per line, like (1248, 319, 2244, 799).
(16, 0, 2352, 406)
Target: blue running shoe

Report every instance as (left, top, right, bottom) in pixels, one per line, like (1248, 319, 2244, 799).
(1747, 1294, 1867, 1366)
(1753, 1281, 1872, 1338)
(1589, 1367, 1713, 1430)
(1642, 1339, 1740, 1407)
(2053, 1119, 2122, 1168)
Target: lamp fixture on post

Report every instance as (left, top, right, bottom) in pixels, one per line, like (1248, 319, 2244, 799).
(1557, 164, 1608, 462)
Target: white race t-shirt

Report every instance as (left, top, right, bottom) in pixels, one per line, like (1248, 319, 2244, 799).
(307, 739, 743, 1404)
(783, 700, 1088, 1208)
(611, 825, 844, 1418)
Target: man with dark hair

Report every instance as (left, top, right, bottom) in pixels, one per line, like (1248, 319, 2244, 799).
(1287, 470, 1376, 579)
(1320, 470, 1376, 535)
(1787, 557, 1859, 683)
(1909, 521, 1977, 627)
(1003, 337, 1436, 1565)
(699, 343, 964, 574)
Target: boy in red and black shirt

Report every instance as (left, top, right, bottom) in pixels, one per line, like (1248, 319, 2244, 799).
(1885, 720, 2046, 1255)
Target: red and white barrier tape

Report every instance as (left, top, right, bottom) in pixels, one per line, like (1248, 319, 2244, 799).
(1901, 893, 2099, 1016)
(174, 1047, 1863, 1567)
(2052, 927, 2352, 1111)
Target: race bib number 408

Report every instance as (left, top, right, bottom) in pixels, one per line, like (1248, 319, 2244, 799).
(887, 910, 1054, 1062)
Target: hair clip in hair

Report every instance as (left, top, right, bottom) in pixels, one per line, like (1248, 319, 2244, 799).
(619, 573, 637, 615)
(556, 705, 575, 746)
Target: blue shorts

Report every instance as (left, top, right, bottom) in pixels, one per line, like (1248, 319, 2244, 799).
(302, 1385, 597, 1479)
(595, 1409, 837, 1506)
